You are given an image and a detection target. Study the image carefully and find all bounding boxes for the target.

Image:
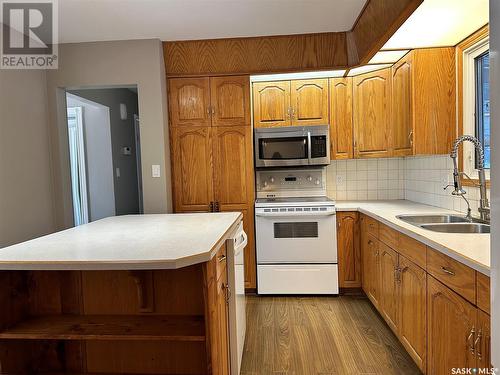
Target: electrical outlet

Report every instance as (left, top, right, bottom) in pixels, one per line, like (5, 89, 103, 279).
(152, 165, 161, 178)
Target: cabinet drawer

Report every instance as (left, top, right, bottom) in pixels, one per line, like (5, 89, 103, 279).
(379, 223, 398, 249)
(476, 272, 490, 314)
(362, 215, 379, 238)
(215, 243, 227, 280)
(427, 248, 476, 304)
(397, 234, 426, 269)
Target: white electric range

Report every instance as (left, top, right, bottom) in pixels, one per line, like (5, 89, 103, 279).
(255, 168, 338, 295)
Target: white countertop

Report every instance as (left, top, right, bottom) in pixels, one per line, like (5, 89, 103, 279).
(0, 213, 242, 270)
(335, 200, 490, 276)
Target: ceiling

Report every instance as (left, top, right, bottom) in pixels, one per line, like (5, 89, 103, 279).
(382, 0, 489, 50)
(58, 0, 367, 43)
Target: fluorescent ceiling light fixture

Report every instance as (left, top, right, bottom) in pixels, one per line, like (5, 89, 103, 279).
(369, 50, 409, 64)
(383, 0, 488, 50)
(251, 70, 346, 82)
(348, 64, 392, 76)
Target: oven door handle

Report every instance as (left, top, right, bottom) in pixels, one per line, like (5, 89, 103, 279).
(307, 131, 312, 164)
(255, 211, 336, 217)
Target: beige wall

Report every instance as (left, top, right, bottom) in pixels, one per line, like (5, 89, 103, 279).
(0, 70, 56, 246)
(46, 39, 172, 229)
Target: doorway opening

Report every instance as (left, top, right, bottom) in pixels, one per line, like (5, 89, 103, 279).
(65, 86, 142, 225)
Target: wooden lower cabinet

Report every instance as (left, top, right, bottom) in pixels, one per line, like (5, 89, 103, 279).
(427, 275, 476, 374)
(360, 214, 491, 375)
(336, 212, 361, 288)
(378, 243, 399, 332)
(477, 309, 492, 370)
(214, 267, 230, 375)
(398, 255, 427, 372)
(361, 231, 380, 307)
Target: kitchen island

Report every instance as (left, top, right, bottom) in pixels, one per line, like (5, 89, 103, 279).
(0, 212, 242, 375)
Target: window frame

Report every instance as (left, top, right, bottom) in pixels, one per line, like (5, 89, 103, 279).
(462, 37, 490, 180)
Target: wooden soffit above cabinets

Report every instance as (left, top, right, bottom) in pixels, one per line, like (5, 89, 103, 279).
(163, 0, 423, 76)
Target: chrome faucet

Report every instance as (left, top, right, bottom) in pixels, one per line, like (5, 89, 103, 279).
(446, 135, 490, 222)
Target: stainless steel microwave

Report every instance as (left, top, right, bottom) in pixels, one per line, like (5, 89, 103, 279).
(254, 125, 330, 168)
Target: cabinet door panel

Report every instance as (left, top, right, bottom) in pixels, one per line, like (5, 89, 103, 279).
(379, 243, 399, 332)
(427, 275, 476, 375)
(216, 270, 230, 375)
(252, 81, 291, 128)
(398, 255, 427, 372)
(169, 78, 211, 127)
(210, 76, 250, 127)
(171, 127, 213, 212)
(213, 126, 253, 208)
(477, 309, 491, 371)
(362, 232, 380, 308)
(336, 212, 360, 288)
(330, 77, 353, 159)
(353, 69, 392, 158)
(290, 79, 329, 126)
(392, 55, 414, 156)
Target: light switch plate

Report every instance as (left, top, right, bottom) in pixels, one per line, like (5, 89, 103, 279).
(152, 165, 161, 178)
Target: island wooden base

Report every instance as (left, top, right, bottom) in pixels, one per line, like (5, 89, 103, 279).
(0, 244, 230, 374)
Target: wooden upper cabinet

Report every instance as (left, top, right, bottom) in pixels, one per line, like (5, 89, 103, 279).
(412, 48, 456, 155)
(210, 76, 250, 127)
(169, 77, 211, 127)
(379, 243, 399, 332)
(290, 79, 329, 126)
(212, 126, 253, 208)
(170, 126, 213, 212)
(391, 54, 414, 156)
(353, 68, 392, 159)
(329, 77, 353, 159)
(253, 81, 291, 128)
(427, 275, 477, 375)
(398, 255, 427, 372)
(336, 212, 360, 288)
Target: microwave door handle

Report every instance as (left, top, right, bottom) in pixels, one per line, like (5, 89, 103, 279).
(307, 131, 312, 164)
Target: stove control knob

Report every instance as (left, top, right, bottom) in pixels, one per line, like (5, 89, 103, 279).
(314, 179, 320, 185)
(269, 177, 275, 183)
(306, 176, 313, 182)
(263, 181, 268, 187)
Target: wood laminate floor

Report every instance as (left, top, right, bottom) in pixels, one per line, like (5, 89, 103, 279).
(240, 295, 422, 375)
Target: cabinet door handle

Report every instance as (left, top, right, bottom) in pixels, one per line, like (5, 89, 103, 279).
(214, 201, 220, 212)
(441, 266, 455, 276)
(467, 326, 476, 355)
(475, 329, 483, 360)
(222, 283, 231, 304)
(209, 201, 214, 212)
(408, 130, 414, 146)
(211, 106, 215, 115)
(218, 255, 226, 263)
(207, 106, 211, 115)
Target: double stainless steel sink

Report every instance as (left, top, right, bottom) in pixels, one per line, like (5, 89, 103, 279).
(396, 214, 490, 234)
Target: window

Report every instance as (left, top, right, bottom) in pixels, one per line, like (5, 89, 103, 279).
(462, 37, 490, 179)
(475, 52, 490, 169)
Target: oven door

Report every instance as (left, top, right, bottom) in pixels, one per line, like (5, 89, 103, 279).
(254, 126, 330, 167)
(255, 209, 337, 263)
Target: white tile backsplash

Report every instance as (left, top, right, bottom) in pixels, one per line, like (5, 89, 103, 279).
(326, 157, 405, 201)
(326, 154, 489, 218)
(404, 155, 488, 217)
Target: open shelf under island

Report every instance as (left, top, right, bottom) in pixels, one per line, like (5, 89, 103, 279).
(0, 213, 242, 375)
